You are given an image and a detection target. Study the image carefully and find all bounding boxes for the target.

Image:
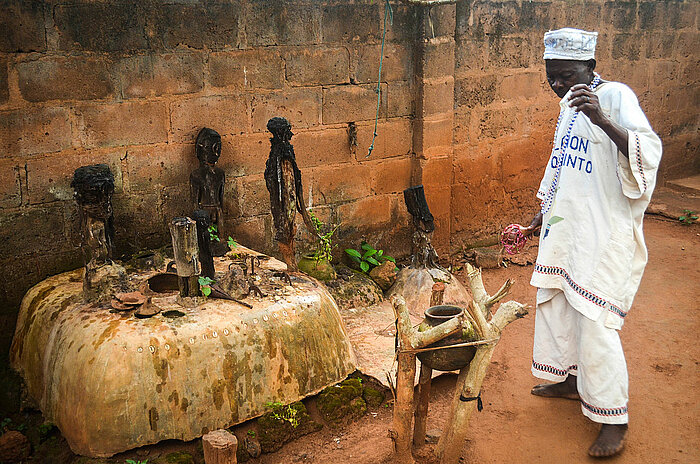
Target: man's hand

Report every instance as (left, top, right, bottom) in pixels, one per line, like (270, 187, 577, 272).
(568, 83, 629, 158)
(522, 212, 543, 237)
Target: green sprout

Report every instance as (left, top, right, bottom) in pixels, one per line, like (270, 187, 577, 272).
(198, 276, 215, 297)
(208, 224, 220, 241)
(309, 211, 338, 262)
(345, 242, 395, 273)
(227, 236, 238, 248)
(678, 209, 698, 225)
(247, 429, 256, 438)
(125, 460, 148, 464)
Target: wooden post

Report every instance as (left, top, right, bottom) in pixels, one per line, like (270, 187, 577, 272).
(203, 429, 238, 464)
(392, 299, 418, 463)
(413, 362, 432, 447)
(169, 217, 201, 297)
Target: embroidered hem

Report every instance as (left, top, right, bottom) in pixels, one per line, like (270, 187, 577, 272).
(533, 264, 627, 319)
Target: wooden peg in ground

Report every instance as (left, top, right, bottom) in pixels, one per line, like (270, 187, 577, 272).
(203, 429, 238, 464)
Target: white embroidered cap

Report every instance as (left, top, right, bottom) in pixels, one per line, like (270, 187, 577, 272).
(543, 28, 598, 61)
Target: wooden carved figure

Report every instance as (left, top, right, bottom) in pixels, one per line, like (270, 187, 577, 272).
(190, 127, 227, 256)
(71, 164, 116, 295)
(264, 117, 317, 270)
(404, 185, 442, 270)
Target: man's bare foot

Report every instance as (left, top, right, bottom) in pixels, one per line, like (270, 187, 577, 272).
(588, 424, 628, 457)
(531, 374, 580, 400)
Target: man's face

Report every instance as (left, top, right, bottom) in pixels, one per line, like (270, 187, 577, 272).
(545, 59, 592, 98)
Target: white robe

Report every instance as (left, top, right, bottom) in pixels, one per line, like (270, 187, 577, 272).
(532, 82, 662, 329)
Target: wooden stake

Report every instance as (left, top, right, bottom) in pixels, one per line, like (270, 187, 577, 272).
(202, 429, 238, 464)
(413, 362, 432, 447)
(169, 217, 201, 297)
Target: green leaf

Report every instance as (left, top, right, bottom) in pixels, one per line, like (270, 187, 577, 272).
(363, 249, 377, 259)
(361, 243, 374, 251)
(377, 249, 384, 257)
(360, 261, 370, 273)
(198, 276, 214, 286)
(679, 216, 687, 221)
(201, 286, 212, 297)
(384, 256, 396, 263)
(345, 248, 362, 258)
(366, 257, 379, 266)
(227, 236, 238, 248)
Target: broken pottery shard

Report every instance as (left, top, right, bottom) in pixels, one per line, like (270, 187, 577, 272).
(114, 291, 147, 305)
(134, 298, 162, 318)
(110, 299, 134, 311)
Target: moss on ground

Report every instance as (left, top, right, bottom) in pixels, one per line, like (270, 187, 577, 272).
(317, 378, 368, 424)
(257, 401, 321, 454)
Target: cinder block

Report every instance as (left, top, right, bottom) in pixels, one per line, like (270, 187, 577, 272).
(517, 1, 557, 31)
(112, 192, 166, 253)
(305, 163, 371, 204)
(119, 53, 204, 98)
(0, 159, 21, 208)
(353, 43, 413, 84)
(75, 101, 168, 149)
(367, 157, 412, 195)
(219, 133, 270, 178)
(0, 206, 66, 259)
(322, 84, 386, 124)
(356, 118, 412, 161)
(497, 72, 546, 101)
(674, 31, 699, 60)
(421, 4, 456, 38)
(0, 57, 8, 104)
(251, 88, 322, 132)
(464, 2, 518, 37)
(415, 116, 453, 159)
(293, 128, 353, 168)
(246, 1, 321, 46)
(170, 96, 249, 143)
(604, 1, 637, 31)
(387, 81, 413, 118)
(286, 47, 349, 86)
(386, 5, 419, 43)
(487, 36, 532, 69)
(17, 56, 115, 102)
(153, 3, 240, 49)
(474, 107, 520, 140)
(0, 1, 46, 52)
(0, 108, 72, 157)
(54, 3, 147, 51)
(453, 145, 502, 190)
(236, 174, 269, 218)
(422, 185, 451, 228)
(455, 75, 499, 109)
(126, 144, 195, 193)
(337, 194, 393, 227)
(420, 156, 453, 188)
(228, 215, 273, 256)
(421, 78, 455, 117)
(321, 4, 380, 43)
(26, 149, 123, 205)
(455, 37, 487, 75)
(612, 33, 641, 61)
(422, 41, 456, 80)
(644, 33, 676, 60)
(209, 50, 283, 90)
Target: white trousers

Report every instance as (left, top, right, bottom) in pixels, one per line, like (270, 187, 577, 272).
(532, 290, 629, 424)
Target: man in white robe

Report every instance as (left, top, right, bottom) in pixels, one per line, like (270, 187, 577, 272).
(523, 28, 662, 457)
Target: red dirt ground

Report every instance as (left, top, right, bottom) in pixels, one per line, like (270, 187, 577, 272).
(252, 215, 699, 464)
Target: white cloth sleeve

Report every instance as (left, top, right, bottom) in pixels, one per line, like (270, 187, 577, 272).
(614, 86, 663, 200)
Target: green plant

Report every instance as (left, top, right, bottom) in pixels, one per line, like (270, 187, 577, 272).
(227, 236, 238, 248)
(125, 460, 148, 464)
(198, 276, 215, 297)
(1, 417, 11, 432)
(678, 209, 698, 225)
(208, 224, 220, 241)
(309, 211, 338, 262)
(345, 242, 395, 273)
(264, 401, 300, 428)
(247, 429, 256, 438)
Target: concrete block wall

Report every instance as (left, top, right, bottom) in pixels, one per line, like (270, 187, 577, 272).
(451, 0, 699, 248)
(0, 0, 698, 357)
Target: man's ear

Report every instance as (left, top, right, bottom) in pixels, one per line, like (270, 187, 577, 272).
(587, 59, 597, 72)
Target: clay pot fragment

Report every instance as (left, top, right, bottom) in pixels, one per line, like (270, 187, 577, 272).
(111, 299, 134, 311)
(134, 298, 162, 318)
(114, 291, 147, 305)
